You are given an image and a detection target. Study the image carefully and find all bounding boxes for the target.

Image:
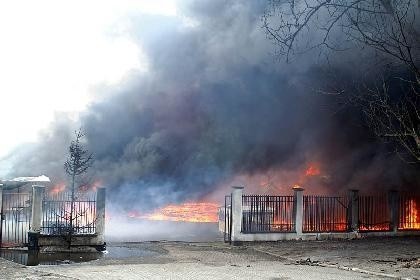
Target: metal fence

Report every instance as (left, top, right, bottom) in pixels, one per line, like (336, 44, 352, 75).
(242, 195, 295, 233)
(358, 194, 391, 231)
(0, 192, 32, 247)
(41, 191, 97, 235)
(398, 193, 420, 230)
(303, 196, 349, 232)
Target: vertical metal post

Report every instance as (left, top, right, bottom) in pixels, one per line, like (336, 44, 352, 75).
(388, 190, 398, 232)
(349, 189, 359, 232)
(231, 186, 244, 245)
(95, 187, 106, 247)
(293, 187, 304, 236)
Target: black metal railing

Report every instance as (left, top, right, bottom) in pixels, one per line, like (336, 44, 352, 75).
(303, 196, 349, 232)
(242, 195, 295, 233)
(358, 195, 391, 232)
(0, 192, 32, 247)
(398, 193, 420, 230)
(41, 191, 97, 235)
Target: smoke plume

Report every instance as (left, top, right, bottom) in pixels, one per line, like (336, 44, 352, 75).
(2, 0, 419, 212)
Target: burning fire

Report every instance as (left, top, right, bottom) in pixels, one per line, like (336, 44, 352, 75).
(50, 182, 66, 194)
(128, 202, 219, 223)
(305, 164, 320, 176)
(401, 199, 420, 229)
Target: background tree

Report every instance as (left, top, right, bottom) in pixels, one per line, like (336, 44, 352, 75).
(64, 129, 93, 248)
(263, 0, 420, 163)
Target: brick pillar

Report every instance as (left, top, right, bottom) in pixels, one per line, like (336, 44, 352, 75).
(349, 189, 359, 232)
(95, 187, 106, 247)
(293, 187, 304, 235)
(231, 186, 244, 245)
(388, 190, 399, 232)
(29, 185, 45, 250)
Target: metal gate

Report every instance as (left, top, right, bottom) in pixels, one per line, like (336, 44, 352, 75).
(0, 192, 32, 247)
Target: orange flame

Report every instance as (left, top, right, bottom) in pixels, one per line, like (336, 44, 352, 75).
(400, 199, 420, 229)
(49, 183, 66, 194)
(305, 164, 320, 176)
(128, 202, 219, 223)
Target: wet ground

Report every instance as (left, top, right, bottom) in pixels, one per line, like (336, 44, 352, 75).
(0, 237, 419, 279)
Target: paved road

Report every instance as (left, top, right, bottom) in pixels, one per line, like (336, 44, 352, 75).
(31, 261, 386, 280)
(28, 242, 390, 280)
(2, 238, 419, 279)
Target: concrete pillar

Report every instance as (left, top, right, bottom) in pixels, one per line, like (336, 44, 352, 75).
(349, 190, 359, 232)
(0, 184, 3, 226)
(293, 187, 304, 236)
(388, 190, 399, 232)
(28, 185, 44, 250)
(30, 185, 45, 233)
(95, 187, 106, 246)
(0, 184, 3, 215)
(230, 186, 244, 245)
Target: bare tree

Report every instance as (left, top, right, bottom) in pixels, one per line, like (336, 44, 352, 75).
(263, 0, 420, 163)
(64, 129, 93, 248)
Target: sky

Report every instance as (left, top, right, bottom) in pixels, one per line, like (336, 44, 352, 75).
(0, 0, 177, 158)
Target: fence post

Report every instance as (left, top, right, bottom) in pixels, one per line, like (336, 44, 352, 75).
(0, 184, 3, 243)
(29, 185, 45, 250)
(231, 186, 244, 245)
(293, 187, 304, 236)
(388, 190, 398, 232)
(95, 187, 106, 248)
(349, 189, 359, 232)
(0, 184, 3, 216)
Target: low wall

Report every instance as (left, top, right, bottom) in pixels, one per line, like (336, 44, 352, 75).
(225, 186, 420, 243)
(37, 234, 105, 252)
(232, 230, 420, 243)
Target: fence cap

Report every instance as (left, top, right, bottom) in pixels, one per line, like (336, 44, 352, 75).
(292, 186, 304, 191)
(232, 186, 244, 190)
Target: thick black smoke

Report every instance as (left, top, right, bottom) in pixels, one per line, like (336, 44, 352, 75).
(2, 0, 419, 211)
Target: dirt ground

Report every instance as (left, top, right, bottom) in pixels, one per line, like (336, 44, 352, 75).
(0, 237, 419, 280)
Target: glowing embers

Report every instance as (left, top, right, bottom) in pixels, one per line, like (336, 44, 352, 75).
(241, 195, 295, 233)
(358, 195, 391, 232)
(303, 195, 349, 232)
(399, 197, 420, 230)
(128, 202, 219, 223)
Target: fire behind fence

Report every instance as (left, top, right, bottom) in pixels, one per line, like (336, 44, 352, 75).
(41, 191, 97, 235)
(399, 193, 420, 230)
(303, 196, 349, 232)
(241, 195, 295, 233)
(218, 192, 420, 235)
(358, 194, 391, 232)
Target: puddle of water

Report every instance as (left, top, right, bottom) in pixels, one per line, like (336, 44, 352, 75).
(103, 246, 159, 258)
(0, 245, 159, 266)
(0, 249, 102, 266)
